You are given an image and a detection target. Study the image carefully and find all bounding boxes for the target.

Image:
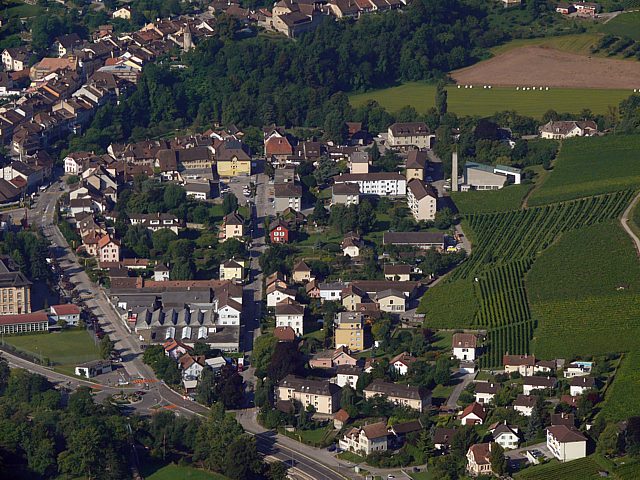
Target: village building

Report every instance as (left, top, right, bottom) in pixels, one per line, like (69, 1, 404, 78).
(460, 402, 486, 426)
(277, 374, 342, 414)
(0, 257, 32, 315)
(334, 311, 365, 352)
(466, 443, 493, 476)
(474, 382, 499, 404)
(407, 179, 437, 221)
(339, 421, 389, 455)
(292, 260, 312, 283)
(452, 333, 478, 361)
(275, 298, 305, 335)
(50, 304, 81, 326)
(546, 425, 587, 462)
(539, 120, 598, 139)
(363, 379, 430, 412)
(387, 122, 433, 149)
(405, 150, 428, 181)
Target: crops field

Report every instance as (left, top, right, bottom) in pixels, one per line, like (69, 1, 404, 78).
(451, 184, 531, 214)
(529, 221, 640, 359)
(514, 456, 604, 480)
(348, 83, 632, 118)
(599, 351, 640, 422)
(421, 190, 635, 365)
(600, 12, 640, 41)
(528, 135, 640, 206)
(490, 33, 601, 56)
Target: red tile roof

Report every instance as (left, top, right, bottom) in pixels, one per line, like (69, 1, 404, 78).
(51, 304, 81, 315)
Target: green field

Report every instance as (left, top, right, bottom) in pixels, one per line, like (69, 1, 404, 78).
(451, 184, 531, 214)
(529, 136, 640, 206)
(599, 351, 640, 422)
(349, 82, 632, 118)
(528, 221, 640, 359)
(4, 0, 45, 18)
(600, 12, 640, 41)
(514, 456, 605, 480)
(419, 278, 478, 329)
(490, 33, 602, 56)
(142, 464, 228, 480)
(3, 330, 101, 366)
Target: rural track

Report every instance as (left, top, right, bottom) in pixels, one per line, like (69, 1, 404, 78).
(620, 191, 640, 257)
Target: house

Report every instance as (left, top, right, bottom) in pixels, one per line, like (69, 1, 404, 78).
(0, 256, 32, 315)
(461, 162, 522, 191)
(407, 179, 437, 222)
(339, 421, 389, 456)
(275, 298, 305, 335)
(334, 409, 350, 429)
(270, 220, 291, 244)
(113, 7, 132, 19)
(334, 311, 365, 352)
(222, 212, 244, 240)
(0, 312, 49, 335)
(265, 134, 293, 160)
(363, 379, 430, 412)
(390, 352, 417, 376)
(273, 325, 296, 342)
(292, 260, 312, 283)
(561, 395, 580, 408)
(556, 3, 576, 13)
(546, 425, 587, 462)
(50, 304, 81, 326)
(214, 291, 243, 326)
(539, 120, 597, 139)
(205, 356, 228, 375)
(460, 402, 486, 426)
(178, 353, 206, 379)
(266, 271, 288, 290)
(74, 360, 113, 378)
(274, 182, 302, 213)
(53, 33, 83, 57)
(503, 354, 554, 376)
(573, 2, 598, 16)
(309, 347, 358, 369)
(466, 443, 493, 476)
(522, 376, 557, 396)
(490, 422, 520, 450)
(154, 263, 170, 282)
(2, 47, 31, 72)
(266, 283, 296, 307)
(319, 281, 347, 302)
(277, 374, 342, 414)
(216, 140, 251, 177)
(342, 282, 366, 310)
(333, 172, 406, 196)
(387, 122, 433, 149)
(433, 428, 457, 451)
(551, 413, 575, 427)
(341, 233, 363, 258)
(405, 150, 428, 181)
(163, 338, 192, 360)
(376, 289, 406, 313)
(513, 394, 537, 416)
(384, 264, 411, 282)
(564, 361, 592, 378)
(219, 259, 244, 282)
(98, 236, 120, 263)
(305, 279, 320, 298)
(335, 364, 363, 389)
(383, 232, 445, 250)
(475, 382, 499, 404)
(184, 180, 213, 200)
(331, 182, 360, 206)
(452, 333, 478, 361)
(129, 213, 181, 234)
(569, 376, 595, 396)
(349, 151, 370, 174)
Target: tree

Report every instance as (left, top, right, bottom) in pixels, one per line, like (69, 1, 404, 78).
(163, 183, 186, 210)
(196, 368, 218, 406)
(222, 193, 239, 215)
(0, 358, 9, 394)
(312, 199, 328, 225)
(436, 81, 448, 117)
(217, 365, 245, 409)
(252, 334, 278, 378)
(224, 436, 262, 480)
(99, 335, 115, 360)
(267, 461, 288, 480)
(368, 141, 381, 162)
(194, 403, 246, 473)
(434, 208, 454, 230)
(450, 426, 478, 459)
(627, 416, 640, 456)
(267, 342, 305, 382)
(357, 200, 376, 234)
(597, 423, 621, 457)
(490, 442, 507, 476)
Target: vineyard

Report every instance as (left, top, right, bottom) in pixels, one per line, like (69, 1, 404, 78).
(421, 190, 636, 366)
(597, 351, 640, 422)
(514, 456, 606, 480)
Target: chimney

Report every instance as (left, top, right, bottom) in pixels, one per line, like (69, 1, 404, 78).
(451, 150, 459, 192)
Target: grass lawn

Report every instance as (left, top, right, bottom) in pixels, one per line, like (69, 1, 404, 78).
(489, 33, 602, 57)
(599, 351, 640, 421)
(431, 331, 453, 352)
(451, 184, 532, 214)
(3, 330, 101, 366)
(337, 451, 365, 463)
(630, 195, 640, 239)
(349, 82, 631, 118)
(514, 456, 607, 480)
(4, 0, 45, 18)
(528, 221, 640, 359)
(418, 278, 478, 329)
(431, 384, 454, 403)
(409, 471, 433, 480)
(599, 11, 640, 41)
(142, 463, 228, 480)
(528, 135, 640, 206)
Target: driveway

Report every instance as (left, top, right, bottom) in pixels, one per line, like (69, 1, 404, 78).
(445, 371, 476, 409)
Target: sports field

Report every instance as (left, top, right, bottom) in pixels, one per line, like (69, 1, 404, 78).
(599, 11, 640, 41)
(349, 82, 631, 118)
(3, 330, 100, 366)
(528, 221, 640, 360)
(528, 135, 640, 206)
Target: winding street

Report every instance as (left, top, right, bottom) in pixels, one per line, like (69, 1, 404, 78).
(620, 191, 640, 257)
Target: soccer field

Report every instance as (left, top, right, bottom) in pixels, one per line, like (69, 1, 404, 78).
(349, 82, 632, 118)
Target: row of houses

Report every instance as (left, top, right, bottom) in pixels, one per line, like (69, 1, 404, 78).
(0, 303, 81, 335)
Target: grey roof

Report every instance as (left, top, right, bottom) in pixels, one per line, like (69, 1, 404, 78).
(364, 379, 428, 400)
(408, 179, 437, 200)
(332, 183, 360, 195)
(279, 374, 341, 396)
(383, 232, 445, 246)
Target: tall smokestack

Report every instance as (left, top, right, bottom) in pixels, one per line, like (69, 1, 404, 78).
(451, 150, 459, 192)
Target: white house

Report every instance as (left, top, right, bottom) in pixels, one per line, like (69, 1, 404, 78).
(460, 402, 486, 426)
(335, 365, 362, 389)
(266, 284, 296, 308)
(539, 120, 598, 140)
(50, 304, 81, 326)
(387, 122, 433, 149)
(319, 282, 347, 302)
(178, 353, 205, 379)
(474, 382, 499, 405)
(522, 376, 557, 396)
(339, 422, 389, 456)
(64, 153, 91, 175)
(215, 296, 242, 326)
(341, 235, 362, 257)
(569, 376, 595, 396)
(333, 173, 407, 196)
(154, 263, 170, 282)
(564, 361, 593, 378)
(452, 333, 477, 361)
(490, 422, 520, 450)
(546, 425, 587, 462)
(513, 395, 536, 417)
(112, 7, 132, 19)
(390, 352, 417, 376)
(75, 360, 113, 378)
(275, 298, 304, 336)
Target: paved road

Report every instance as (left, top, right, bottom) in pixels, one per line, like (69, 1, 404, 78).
(620, 191, 640, 257)
(445, 371, 476, 409)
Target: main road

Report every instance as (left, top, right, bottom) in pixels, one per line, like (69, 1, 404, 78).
(13, 176, 350, 480)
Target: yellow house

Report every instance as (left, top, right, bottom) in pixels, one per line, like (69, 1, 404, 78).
(223, 212, 245, 241)
(334, 311, 365, 352)
(363, 379, 430, 412)
(405, 150, 427, 181)
(292, 260, 312, 283)
(219, 259, 245, 281)
(341, 285, 366, 312)
(277, 374, 342, 414)
(376, 289, 406, 313)
(216, 140, 251, 178)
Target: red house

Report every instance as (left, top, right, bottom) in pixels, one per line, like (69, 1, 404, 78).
(270, 220, 290, 244)
(265, 135, 293, 160)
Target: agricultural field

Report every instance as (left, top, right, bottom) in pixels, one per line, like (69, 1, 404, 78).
(450, 184, 531, 214)
(514, 456, 605, 480)
(599, 351, 640, 422)
(600, 11, 640, 41)
(420, 190, 635, 366)
(348, 82, 631, 118)
(489, 33, 601, 57)
(528, 221, 640, 359)
(529, 135, 640, 206)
